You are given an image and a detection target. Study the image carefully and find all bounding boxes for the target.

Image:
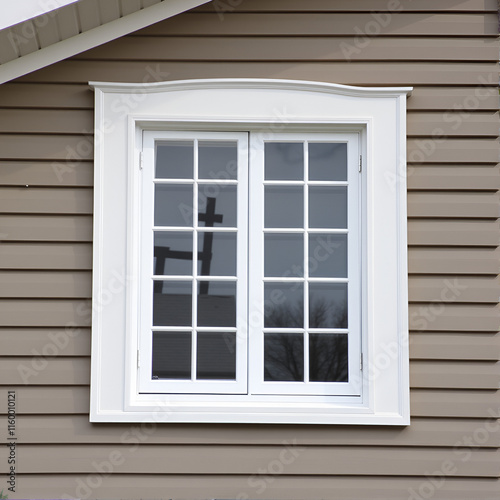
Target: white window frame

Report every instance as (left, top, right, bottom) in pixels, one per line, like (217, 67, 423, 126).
(89, 78, 412, 425)
(139, 130, 249, 395)
(139, 130, 361, 399)
(248, 132, 361, 397)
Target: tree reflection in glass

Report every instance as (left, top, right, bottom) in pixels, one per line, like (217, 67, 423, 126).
(264, 297, 348, 382)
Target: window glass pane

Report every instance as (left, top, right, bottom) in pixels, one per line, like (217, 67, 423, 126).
(308, 143, 347, 181)
(264, 233, 303, 278)
(198, 141, 237, 180)
(308, 234, 347, 278)
(309, 283, 348, 329)
(265, 186, 303, 228)
(152, 331, 191, 379)
(198, 185, 237, 228)
(309, 334, 348, 382)
(197, 332, 236, 380)
(154, 232, 193, 276)
(264, 282, 304, 328)
(265, 142, 304, 180)
(155, 184, 193, 227)
(153, 280, 192, 326)
(264, 333, 304, 381)
(197, 232, 236, 276)
(197, 281, 236, 327)
(156, 141, 194, 179)
(309, 186, 347, 229)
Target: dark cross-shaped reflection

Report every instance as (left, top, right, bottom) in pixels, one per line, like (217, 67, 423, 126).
(197, 197, 223, 294)
(154, 197, 223, 294)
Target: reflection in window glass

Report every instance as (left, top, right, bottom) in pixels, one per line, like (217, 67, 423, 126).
(309, 334, 348, 382)
(197, 281, 236, 327)
(197, 232, 237, 277)
(153, 281, 192, 326)
(264, 282, 304, 328)
(197, 332, 236, 380)
(152, 331, 191, 379)
(154, 232, 193, 276)
(309, 283, 348, 329)
(198, 185, 237, 228)
(264, 333, 304, 381)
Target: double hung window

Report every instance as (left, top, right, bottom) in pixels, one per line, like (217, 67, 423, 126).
(90, 78, 411, 424)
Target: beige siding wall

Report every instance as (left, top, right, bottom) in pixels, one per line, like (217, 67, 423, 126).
(0, 0, 499, 498)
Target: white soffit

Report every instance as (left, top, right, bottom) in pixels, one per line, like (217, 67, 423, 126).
(0, 0, 211, 85)
(0, 0, 80, 31)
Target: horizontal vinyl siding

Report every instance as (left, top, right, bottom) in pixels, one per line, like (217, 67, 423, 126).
(5, 414, 500, 447)
(1, 445, 499, 476)
(134, 13, 500, 36)
(0, 1, 498, 499)
(74, 36, 500, 61)
(5, 476, 500, 500)
(16, 61, 500, 85)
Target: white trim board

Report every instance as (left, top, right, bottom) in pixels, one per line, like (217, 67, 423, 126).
(90, 78, 412, 425)
(0, 0, 210, 85)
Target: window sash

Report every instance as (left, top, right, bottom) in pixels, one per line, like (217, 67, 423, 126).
(248, 132, 362, 396)
(138, 131, 249, 394)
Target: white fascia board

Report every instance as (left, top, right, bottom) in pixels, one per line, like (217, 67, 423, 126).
(0, 0, 80, 31)
(0, 0, 211, 85)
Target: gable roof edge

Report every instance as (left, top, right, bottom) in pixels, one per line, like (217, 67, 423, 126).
(0, 0, 210, 85)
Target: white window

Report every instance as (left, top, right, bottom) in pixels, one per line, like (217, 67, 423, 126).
(139, 130, 360, 399)
(90, 79, 411, 424)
